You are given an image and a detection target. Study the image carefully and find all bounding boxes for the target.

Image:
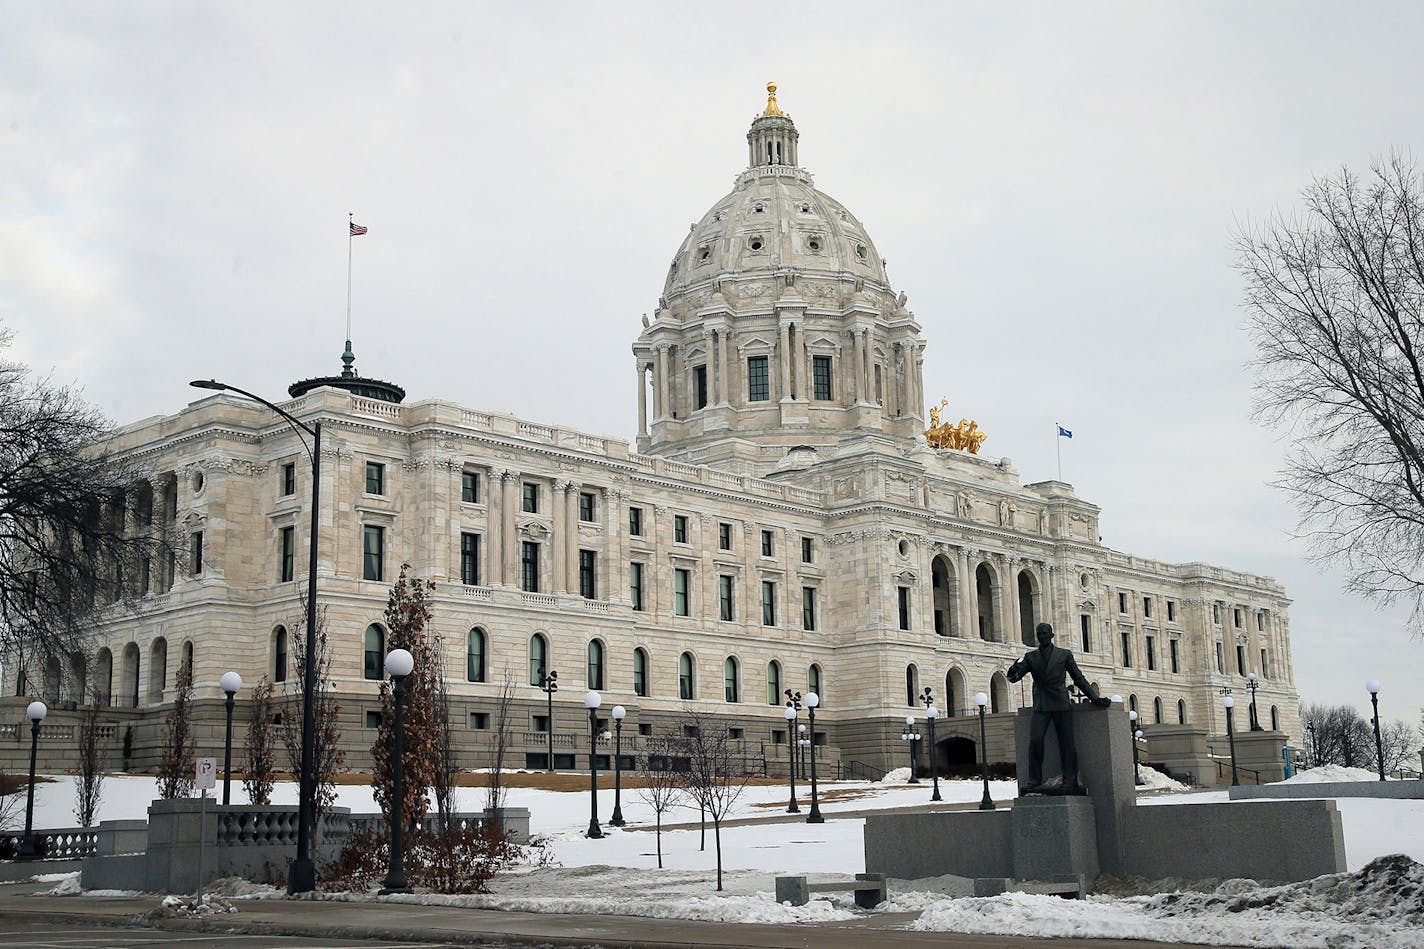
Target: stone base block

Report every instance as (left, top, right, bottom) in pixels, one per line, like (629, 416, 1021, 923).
(1011, 795, 1099, 884)
(864, 810, 1012, 880)
(80, 853, 147, 891)
(1229, 779, 1424, 801)
(1121, 799, 1345, 882)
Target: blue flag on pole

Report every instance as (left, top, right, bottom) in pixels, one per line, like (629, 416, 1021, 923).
(1057, 425, 1072, 439)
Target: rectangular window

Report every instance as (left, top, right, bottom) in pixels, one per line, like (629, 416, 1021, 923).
(1146, 635, 1157, 671)
(760, 529, 773, 557)
(579, 492, 595, 522)
(638, 723, 652, 737)
(189, 531, 204, 575)
(674, 568, 690, 617)
(801, 536, 814, 564)
(365, 710, 382, 729)
(522, 482, 539, 513)
(747, 355, 769, 401)
(1118, 592, 1127, 614)
(628, 506, 643, 536)
(1121, 630, 1132, 667)
(674, 514, 689, 544)
(1260, 648, 1269, 678)
(1167, 600, 1176, 622)
(365, 461, 385, 495)
(629, 562, 645, 611)
(802, 586, 817, 631)
(363, 525, 384, 581)
(521, 541, 540, 592)
(718, 522, 732, 550)
(1233, 608, 1242, 628)
(761, 580, 777, 626)
(897, 586, 910, 630)
(1080, 614, 1091, 653)
(1143, 597, 1152, 618)
(1236, 643, 1247, 675)
(462, 471, 479, 504)
(279, 526, 295, 583)
(1257, 612, 1264, 632)
(693, 365, 708, 409)
(579, 549, 596, 599)
(812, 355, 833, 400)
(718, 575, 734, 621)
(460, 533, 480, 586)
(728, 726, 744, 740)
(531, 715, 549, 733)
(469, 712, 489, 730)
(1170, 639, 1180, 674)
(1215, 641, 1224, 674)
(1213, 603, 1221, 625)
(281, 462, 296, 497)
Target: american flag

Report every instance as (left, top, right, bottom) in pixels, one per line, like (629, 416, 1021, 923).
(349, 222, 368, 236)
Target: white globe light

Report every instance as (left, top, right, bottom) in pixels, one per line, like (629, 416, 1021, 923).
(584, 690, 602, 709)
(26, 701, 47, 722)
(1135, 729, 1144, 740)
(1129, 710, 1138, 722)
(220, 671, 242, 694)
(905, 715, 915, 727)
(611, 704, 626, 720)
(805, 691, 819, 708)
(1110, 694, 1123, 704)
(1366, 679, 1381, 695)
(798, 723, 806, 733)
(1223, 694, 1235, 708)
(784, 704, 796, 720)
(926, 705, 939, 719)
(1247, 672, 1257, 683)
(974, 692, 989, 707)
(384, 648, 414, 678)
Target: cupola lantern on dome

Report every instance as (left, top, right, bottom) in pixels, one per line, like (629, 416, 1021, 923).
(748, 81, 798, 168)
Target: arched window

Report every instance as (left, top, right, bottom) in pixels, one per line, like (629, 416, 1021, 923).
(1270, 705, 1279, 731)
(43, 655, 61, 703)
(724, 657, 739, 703)
(905, 664, 919, 707)
(990, 671, 1009, 713)
(679, 652, 695, 700)
(633, 647, 649, 697)
(94, 648, 113, 706)
(467, 628, 487, 683)
(808, 663, 823, 701)
(148, 637, 168, 703)
(1153, 696, 1164, 724)
(975, 562, 998, 641)
(1128, 694, 1138, 715)
(182, 640, 194, 677)
(1178, 698, 1187, 724)
(122, 643, 140, 708)
(587, 639, 605, 690)
(767, 660, 782, 705)
(946, 667, 967, 717)
(1017, 570, 1038, 646)
(273, 626, 288, 683)
(69, 653, 87, 705)
(529, 633, 548, 686)
(363, 624, 385, 680)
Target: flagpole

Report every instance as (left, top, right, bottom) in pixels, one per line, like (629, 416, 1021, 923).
(346, 212, 354, 346)
(1056, 423, 1062, 482)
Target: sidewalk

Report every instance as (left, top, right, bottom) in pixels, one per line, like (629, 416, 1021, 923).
(0, 884, 1249, 949)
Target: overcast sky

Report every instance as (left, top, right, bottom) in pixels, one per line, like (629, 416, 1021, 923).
(4, 2, 1421, 723)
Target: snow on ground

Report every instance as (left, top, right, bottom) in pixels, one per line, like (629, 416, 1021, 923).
(1135, 767, 1190, 792)
(1281, 764, 1385, 784)
(13, 771, 1424, 946)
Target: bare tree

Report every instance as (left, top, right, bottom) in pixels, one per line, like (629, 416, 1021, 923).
(484, 666, 517, 834)
(0, 326, 178, 680)
(280, 599, 345, 840)
(1301, 703, 1373, 768)
(1238, 156, 1424, 631)
(636, 732, 687, 869)
(156, 661, 195, 799)
(431, 634, 460, 833)
(1379, 719, 1420, 774)
(372, 565, 440, 830)
(74, 697, 106, 826)
(243, 676, 277, 806)
(679, 712, 751, 891)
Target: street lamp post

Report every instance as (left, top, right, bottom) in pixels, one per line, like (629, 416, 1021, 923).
(1129, 710, 1142, 785)
(191, 379, 322, 894)
(379, 648, 414, 895)
(19, 701, 47, 859)
(798, 724, 809, 780)
(610, 705, 626, 826)
(220, 672, 242, 805)
(585, 691, 603, 838)
(1305, 721, 1317, 767)
(805, 691, 823, 823)
(783, 696, 800, 813)
(974, 692, 994, 810)
(901, 715, 921, 783)
(919, 687, 941, 802)
(1366, 680, 1386, 781)
(1223, 694, 1240, 787)
(1246, 673, 1262, 731)
(539, 668, 559, 772)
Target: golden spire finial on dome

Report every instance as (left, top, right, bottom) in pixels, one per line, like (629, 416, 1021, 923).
(762, 81, 785, 117)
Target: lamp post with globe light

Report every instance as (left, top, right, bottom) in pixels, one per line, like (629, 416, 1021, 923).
(920, 687, 942, 802)
(1246, 672, 1262, 731)
(783, 703, 800, 813)
(805, 691, 823, 823)
(19, 701, 47, 859)
(798, 723, 809, 780)
(1223, 693, 1240, 786)
(974, 692, 994, 810)
(609, 705, 626, 826)
(585, 691, 603, 838)
(1366, 680, 1386, 781)
(1129, 709, 1143, 785)
(538, 668, 558, 772)
(901, 715, 921, 783)
(191, 379, 322, 892)
(379, 648, 414, 894)
(220, 672, 242, 805)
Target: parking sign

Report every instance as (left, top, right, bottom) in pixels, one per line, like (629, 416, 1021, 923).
(195, 757, 217, 790)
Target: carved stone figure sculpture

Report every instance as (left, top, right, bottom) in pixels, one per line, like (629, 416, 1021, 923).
(1006, 623, 1111, 793)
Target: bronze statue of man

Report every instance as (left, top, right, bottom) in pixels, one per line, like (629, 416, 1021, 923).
(1007, 622, 1111, 793)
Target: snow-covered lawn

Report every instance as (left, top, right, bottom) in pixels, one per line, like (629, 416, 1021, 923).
(10, 771, 1424, 947)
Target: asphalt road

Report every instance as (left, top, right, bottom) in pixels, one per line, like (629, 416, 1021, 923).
(0, 919, 458, 948)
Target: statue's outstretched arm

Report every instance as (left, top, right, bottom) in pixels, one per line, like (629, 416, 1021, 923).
(1066, 653, 1111, 707)
(1006, 656, 1028, 684)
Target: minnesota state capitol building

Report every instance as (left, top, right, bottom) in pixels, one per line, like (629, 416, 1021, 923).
(6, 86, 1299, 781)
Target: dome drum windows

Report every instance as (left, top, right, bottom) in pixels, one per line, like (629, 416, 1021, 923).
(747, 234, 766, 254)
(697, 244, 713, 264)
(804, 233, 823, 254)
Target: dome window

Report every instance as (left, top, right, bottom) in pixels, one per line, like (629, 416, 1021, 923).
(807, 237, 821, 253)
(749, 237, 764, 252)
(855, 243, 868, 260)
(699, 246, 711, 262)
(753, 203, 766, 214)
(800, 203, 812, 214)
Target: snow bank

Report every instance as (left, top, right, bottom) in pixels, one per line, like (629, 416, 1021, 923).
(1136, 767, 1189, 792)
(1281, 764, 1383, 784)
(880, 767, 912, 784)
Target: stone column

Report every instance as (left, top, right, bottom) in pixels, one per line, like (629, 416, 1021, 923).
(488, 466, 505, 587)
(718, 329, 731, 405)
(1006, 557, 1022, 645)
(636, 364, 648, 436)
(958, 548, 978, 641)
(501, 471, 519, 587)
(565, 481, 580, 595)
(147, 477, 167, 595)
(552, 479, 570, 593)
(656, 345, 670, 420)
(606, 488, 625, 605)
